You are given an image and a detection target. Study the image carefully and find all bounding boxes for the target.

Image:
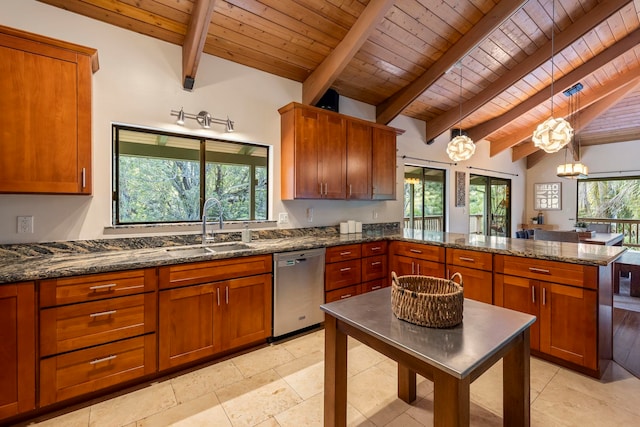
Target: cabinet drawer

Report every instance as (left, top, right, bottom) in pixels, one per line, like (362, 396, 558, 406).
(40, 268, 156, 307)
(362, 241, 388, 257)
(390, 241, 444, 263)
(495, 255, 597, 289)
(325, 244, 361, 263)
(325, 259, 361, 291)
(446, 248, 492, 271)
(39, 334, 156, 406)
(159, 255, 272, 289)
(362, 278, 388, 293)
(362, 255, 387, 282)
(325, 285, 360, 303)
(40, 293, 156, 357)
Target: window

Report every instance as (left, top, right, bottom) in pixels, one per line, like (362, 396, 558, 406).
(403, 165, 446, 231)
(113, 125, 268, 225)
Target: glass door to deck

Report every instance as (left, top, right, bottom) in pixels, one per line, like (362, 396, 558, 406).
(469, 174, 511, 237)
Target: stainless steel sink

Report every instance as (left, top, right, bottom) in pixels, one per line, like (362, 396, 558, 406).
(165, 242, 251, 256)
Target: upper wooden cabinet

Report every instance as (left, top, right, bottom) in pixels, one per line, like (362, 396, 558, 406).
(0, 25, 98, 195)
(279, 102, 399, 200)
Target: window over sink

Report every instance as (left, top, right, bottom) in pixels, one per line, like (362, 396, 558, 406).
(112, 125, 269, 225)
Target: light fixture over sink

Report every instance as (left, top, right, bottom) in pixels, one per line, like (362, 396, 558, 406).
(170, 108, 234, 132)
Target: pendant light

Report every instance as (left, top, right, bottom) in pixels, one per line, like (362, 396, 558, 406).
(532, 0, 573, 153)
(557, 83, 588, 178)
(446, 62, 475, 162)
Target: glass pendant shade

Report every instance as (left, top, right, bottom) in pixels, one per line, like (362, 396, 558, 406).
(557, 161, 588, 179)
(446, 135, 476, 161)
(532, 116, 573, 153)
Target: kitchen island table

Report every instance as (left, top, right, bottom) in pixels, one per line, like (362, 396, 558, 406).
(321, 288, 536, 427)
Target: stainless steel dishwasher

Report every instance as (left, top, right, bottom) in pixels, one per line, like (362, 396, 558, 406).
(273, 248, 326, 338)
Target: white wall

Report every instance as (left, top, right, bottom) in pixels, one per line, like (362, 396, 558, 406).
(526, 140, 640, 229)
(0, 0, 527, 244)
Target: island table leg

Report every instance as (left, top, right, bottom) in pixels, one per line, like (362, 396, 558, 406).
(503, 328, 531, 426)
(324, 315, 347, 427)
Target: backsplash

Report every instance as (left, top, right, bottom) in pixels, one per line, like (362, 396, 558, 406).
(0, 223, 400, 258)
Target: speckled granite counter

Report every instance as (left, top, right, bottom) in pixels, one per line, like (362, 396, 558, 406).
(0, 225, 626, 284)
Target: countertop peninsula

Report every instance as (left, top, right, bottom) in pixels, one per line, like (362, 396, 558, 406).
(0, 226, 626, 284)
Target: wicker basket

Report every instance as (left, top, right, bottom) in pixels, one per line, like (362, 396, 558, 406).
(391, 271, 464, 328)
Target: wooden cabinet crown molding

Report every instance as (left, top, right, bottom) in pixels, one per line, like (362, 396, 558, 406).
(0, 25, 99, 73)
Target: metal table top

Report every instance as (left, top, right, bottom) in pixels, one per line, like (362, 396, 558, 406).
(320, 287, 536, 379)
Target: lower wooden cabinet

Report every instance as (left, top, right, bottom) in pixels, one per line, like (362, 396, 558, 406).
(494, 254, 602, 374)
(446, 248, 494, 304)
(39, 335, 156, 406)
(158, 273, 272, 371)
(38, 268, 157, 406)
(0, 282, 35, 419)
(494, 274, 598, 370)
(389, 241, 445, 278)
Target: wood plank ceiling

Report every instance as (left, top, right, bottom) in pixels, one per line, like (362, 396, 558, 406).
(35, 0, 640, 167)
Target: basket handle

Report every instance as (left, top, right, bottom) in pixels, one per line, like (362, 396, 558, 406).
(450, 272, 463, 287)
(391, 271, 399, 286)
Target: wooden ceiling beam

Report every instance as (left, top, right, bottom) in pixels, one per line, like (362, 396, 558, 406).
(375, 0, 526, 126)
(476, 27, 640, 156)
(302, 0, 395, 106)
(422, 0, 631, 143)
(182, 0, 216, 90)
(513, 75, 640, 163)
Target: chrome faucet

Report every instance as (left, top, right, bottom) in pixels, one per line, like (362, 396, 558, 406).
(202, 197, 223, 244)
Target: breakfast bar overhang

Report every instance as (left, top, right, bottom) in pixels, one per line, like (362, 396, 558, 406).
(321, 288, 537, 427)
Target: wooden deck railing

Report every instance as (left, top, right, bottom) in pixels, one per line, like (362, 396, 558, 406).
(403, 216, 443, 231)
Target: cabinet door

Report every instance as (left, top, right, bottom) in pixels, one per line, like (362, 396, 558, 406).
(371, 127, 396, 200)
(0, 35, 92, 194)
(346, 120, 372, 200)
(495, 275, 540, 351)
(319, 114, 346, 199)
(158, 283, 221, 370)
(448, 265, 492, 304)
(391, 255, 444, 277)
(0, 283, 35, 419)
(223, 274, 272, 350)
(539, 283, 597, 370)
(293, 108, 321, 198)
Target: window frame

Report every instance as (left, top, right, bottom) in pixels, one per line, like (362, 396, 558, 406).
(112, 124, 269, 225)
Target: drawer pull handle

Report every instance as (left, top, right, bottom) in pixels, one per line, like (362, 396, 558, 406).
(409, 249, 422, 254)
(340, 251, 352, 256)
(543, 287, 547, 306)
(371, 247, 381, 251)
(90, 310, 117, 318)
(89, 355, 117, 365)
(340, 267, 351, 272)
(529, 267, 550, 274)
(459, 256, 475, 262)
(89, 283, 117, 291)
(371, 261, 382, 266)
(340, 294, 352, 299)
(532, 286, 536, 303)
(371, 286, 381, 290)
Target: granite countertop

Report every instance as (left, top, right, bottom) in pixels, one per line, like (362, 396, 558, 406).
(0, 226, 626, 284)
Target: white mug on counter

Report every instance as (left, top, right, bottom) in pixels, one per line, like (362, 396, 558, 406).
(340, 220, 363, 234)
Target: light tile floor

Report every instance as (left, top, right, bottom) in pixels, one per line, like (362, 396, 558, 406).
(24, 328, 640, 427)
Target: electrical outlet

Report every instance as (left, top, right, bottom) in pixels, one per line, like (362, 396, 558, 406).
(306, 208, 313, 222)
(278, 212, 289, 224)
(17, 216, 34, 234)
(372, 210, 379, 219)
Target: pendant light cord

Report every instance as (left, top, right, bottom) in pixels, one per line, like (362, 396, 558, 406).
(458, 63, 463, 133)
(550, 0, 556, 116)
